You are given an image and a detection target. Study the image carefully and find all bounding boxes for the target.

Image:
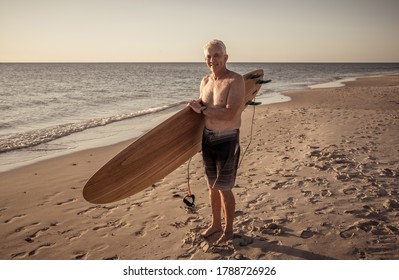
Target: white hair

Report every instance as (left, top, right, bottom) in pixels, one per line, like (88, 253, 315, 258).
(203, 39, 227, 55)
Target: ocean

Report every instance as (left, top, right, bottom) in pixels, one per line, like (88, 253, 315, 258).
(1, 63, 398, 171)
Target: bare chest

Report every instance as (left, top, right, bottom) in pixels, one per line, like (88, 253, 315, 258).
(201, 79, 231, 106)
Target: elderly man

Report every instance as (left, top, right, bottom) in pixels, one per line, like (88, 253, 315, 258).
(189, 40, 245, 244)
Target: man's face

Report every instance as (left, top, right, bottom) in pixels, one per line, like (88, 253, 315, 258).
(204, 45, 228, 73)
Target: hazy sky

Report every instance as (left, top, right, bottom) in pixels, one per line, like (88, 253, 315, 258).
(1, 0, 398, 62)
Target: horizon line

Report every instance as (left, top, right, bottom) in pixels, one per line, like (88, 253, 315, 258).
(1, 61, 399, 64)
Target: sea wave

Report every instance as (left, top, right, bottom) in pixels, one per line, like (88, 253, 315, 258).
(0, 101, 186, 153)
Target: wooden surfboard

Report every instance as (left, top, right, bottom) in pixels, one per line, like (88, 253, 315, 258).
(83, 69, 269, 204)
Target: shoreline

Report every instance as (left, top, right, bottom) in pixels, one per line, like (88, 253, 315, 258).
(2, 71, 398, 173)
(0, 74, 398, 260)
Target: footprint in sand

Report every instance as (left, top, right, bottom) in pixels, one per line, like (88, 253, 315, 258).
(308, 196, 320, 204)
(386, 224, 399, 235)
(24, 222, 58, 243)
(233, 234, 255, 247)
(11, 251, 28, 259)
(134, 223, 147, 237)
(348, 205, 388, 221)
(25, 227, 50, 243)
(77, 206, 99, 216)
(314, 205, 332, 215)
(383, 199, 399, 211)
(93, 218, 128, 232)
(379, 168, 397, 177)
(357, 220, 380, 233)
(73, 251, 87, 260)
(370, 224, 393, 236)
(56, 198, 77, 206)
(67, 229, 89, 241)
(28, 243, 56, 257)
(301, 190, 313, 197)
(91, 205, 119, 219)
(343, 187, 357, 195)
(171, 221, 188, 229)
(272, 179, 293, 190)
(247, 193, 269, 208)
(283, 212, 298, 223)
(321, 189, 333, 197)
(300, 229, 315, 239)
(4, 214, 26, 224)
(340, 225, 358, 239)
(103, 255, 119, 260)
(38, 191, 62, 206)
(14, 222, 40, 233)
(284, 197, 296, 207)
(261, 223, 282, 236)
(160, 231, 171, 238)
(272, 197, 296, 211)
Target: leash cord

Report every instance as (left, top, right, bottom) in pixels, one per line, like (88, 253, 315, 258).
(187, 157, 192, 196)
(238, 97, 256, 168)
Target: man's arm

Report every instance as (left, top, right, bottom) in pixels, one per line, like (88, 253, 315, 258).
(189, 77, 207, 114)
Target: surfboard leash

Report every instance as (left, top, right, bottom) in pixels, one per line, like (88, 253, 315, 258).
(183, 157, 195, 208)
(238, 78, 271, 167)
(238, 96, 257, 168)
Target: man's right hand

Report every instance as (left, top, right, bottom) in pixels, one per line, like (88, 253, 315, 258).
(188, 100, 202, 114)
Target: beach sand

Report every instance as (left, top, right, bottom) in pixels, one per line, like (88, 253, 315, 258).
(1, 75, 398, 260)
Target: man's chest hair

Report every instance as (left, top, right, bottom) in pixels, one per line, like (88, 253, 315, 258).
(203, 79, 232, 102)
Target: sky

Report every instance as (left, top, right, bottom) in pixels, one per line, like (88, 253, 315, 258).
(1, 0, 398, 62)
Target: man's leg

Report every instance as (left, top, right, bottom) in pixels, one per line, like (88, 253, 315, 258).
(217, 189, 235, 244)
(201, 185, 223, 237)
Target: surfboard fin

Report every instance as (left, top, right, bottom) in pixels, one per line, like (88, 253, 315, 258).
(246, 101, 262, 106)
(247, 73, 264, 80)
(257, 79, 272, 84)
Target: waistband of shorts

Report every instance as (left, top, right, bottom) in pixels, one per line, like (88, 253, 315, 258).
(204, 128, 239, 137)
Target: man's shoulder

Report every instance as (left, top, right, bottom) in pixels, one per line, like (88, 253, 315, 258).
(201, 74, 211, 82)
(229, 70, 241, 77)
(228, 71, 244, 86)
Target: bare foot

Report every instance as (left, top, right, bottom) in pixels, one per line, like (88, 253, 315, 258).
(200, 226, 222, 238)
(215, 232, 234, 245)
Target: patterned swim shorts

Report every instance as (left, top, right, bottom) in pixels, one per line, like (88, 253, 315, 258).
(202, 128, 240, 191)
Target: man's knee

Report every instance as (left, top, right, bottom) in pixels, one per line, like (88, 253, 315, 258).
(219, 189, 234, 200)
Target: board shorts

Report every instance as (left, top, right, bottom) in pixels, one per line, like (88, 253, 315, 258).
(202, 128, 240, 191)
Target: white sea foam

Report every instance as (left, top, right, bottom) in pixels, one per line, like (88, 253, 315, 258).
(309, 77, 357, 89)
(0, 101, 186, 153)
